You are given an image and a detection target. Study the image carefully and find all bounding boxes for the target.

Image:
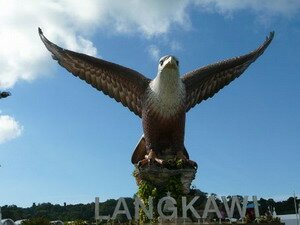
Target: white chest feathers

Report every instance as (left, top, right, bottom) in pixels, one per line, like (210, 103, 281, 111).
(147, 70, 186, 117)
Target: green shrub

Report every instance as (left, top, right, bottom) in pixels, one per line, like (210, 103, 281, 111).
(22, 218, 50, 225)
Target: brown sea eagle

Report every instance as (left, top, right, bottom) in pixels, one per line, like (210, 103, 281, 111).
(39, 28, 274, 168)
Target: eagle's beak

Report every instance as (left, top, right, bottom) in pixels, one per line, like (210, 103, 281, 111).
(165, 56, 177, 69)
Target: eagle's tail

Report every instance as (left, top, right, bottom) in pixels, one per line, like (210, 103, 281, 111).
(131, 135, 147, 164)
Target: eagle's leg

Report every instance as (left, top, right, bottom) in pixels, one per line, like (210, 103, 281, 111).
(137, 149, 165, 168)
(175, 150, 198, 169)
(171, 121, 197, 168)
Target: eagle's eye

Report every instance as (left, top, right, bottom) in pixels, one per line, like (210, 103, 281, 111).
(159, 60, 164, 66)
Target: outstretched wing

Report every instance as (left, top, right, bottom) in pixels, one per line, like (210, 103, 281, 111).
(39, 28, 150, 117)
(182, 32, 274, 112)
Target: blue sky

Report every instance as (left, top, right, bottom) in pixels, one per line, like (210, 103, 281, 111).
(0, 1, 299, 207)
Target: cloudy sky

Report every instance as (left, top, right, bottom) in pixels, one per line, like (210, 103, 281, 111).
(0, 0, 299, 207)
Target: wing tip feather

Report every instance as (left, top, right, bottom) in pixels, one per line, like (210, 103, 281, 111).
(38, 27, 47, 43)
(260, 31, 275, 53)
(38, 27, 43, 35)
(268, 31, 275, 41)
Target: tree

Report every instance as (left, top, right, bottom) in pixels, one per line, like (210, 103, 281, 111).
(22, 218, 50, 225)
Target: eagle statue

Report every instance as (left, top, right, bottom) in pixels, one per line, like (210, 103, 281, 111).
(39, 28, 274, 168)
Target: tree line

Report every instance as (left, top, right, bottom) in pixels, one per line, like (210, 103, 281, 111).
(1, 194, 298, 223)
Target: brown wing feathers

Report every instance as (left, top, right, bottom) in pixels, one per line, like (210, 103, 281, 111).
(38, 28, 150, 117)
(182, 32, 274, 112)
(40, 28, 274, 116)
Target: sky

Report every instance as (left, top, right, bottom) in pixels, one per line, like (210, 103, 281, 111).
(0, 0, 299, 208)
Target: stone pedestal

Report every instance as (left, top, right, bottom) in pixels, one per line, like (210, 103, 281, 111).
(134, 164, 197, 194)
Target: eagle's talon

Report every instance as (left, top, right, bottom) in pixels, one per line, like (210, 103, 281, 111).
(137, 158, 166, 168)
(175, 152, 198, 169)
(137, 150, 166, 168)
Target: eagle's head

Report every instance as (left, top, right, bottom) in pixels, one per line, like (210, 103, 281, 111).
(150, 55, 185, 116)
(158, 55, 179, 74)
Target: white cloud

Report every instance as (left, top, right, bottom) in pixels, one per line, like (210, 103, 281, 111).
(0, 1, 98, 88)
(148, 45, 161, 61)
(170, 40, 183, 52)
(0, 0, 299, 88)
(0, 115, 23, 144)
(0, 0, 191, 88)
(194, 0, 300, 17)
(105, 1, 191, 36)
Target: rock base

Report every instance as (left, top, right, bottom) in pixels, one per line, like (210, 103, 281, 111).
(134, 164, 197, 194)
